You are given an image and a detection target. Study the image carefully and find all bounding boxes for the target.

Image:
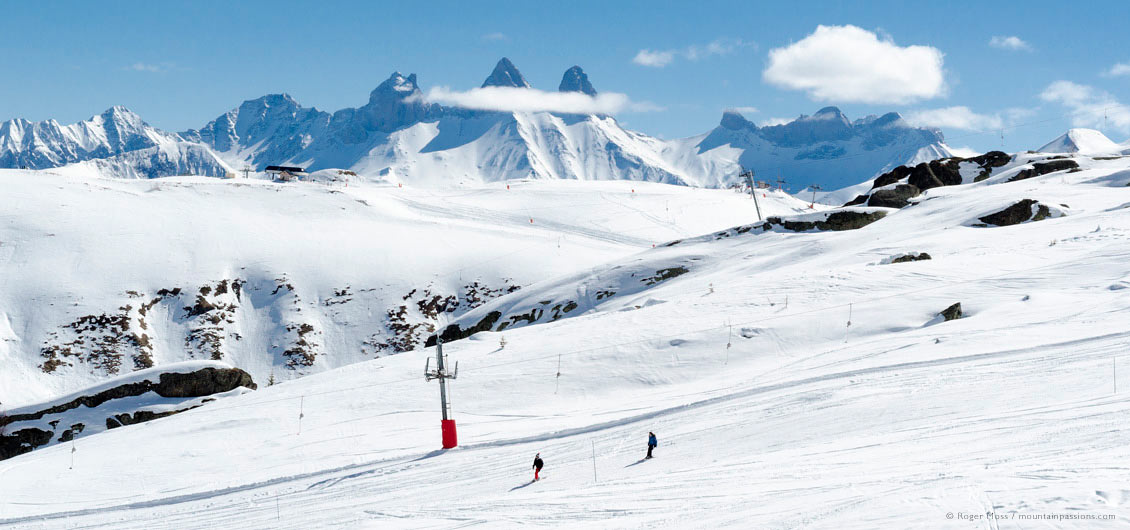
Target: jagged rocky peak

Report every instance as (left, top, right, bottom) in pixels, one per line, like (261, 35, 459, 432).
(558, 66, 596, 96)
(482, 57, 530, 88)
(370, 72, 422, 102)
(236, 93, 301, 117)
(719, 109, 757, 131)
(95, 105, 147, 127)
(758, 106, 854, 145)
(811, 106, 849, 122)
(866, 112, 906, 128)
(360, 71, 436, 133)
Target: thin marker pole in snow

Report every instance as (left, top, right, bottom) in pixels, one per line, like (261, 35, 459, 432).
(844, 303, 853, 343)
(69, 437, 76, 470)
(298, 396, 305, 435)
(591, 440, 598, 483)
(555, 354, 562, 394)
(725, 321, 732, 365)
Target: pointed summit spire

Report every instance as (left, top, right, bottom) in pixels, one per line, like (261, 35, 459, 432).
(558, 66, 596, 96)
(371, 71, 421, 102)
(482, 58, 530, 88)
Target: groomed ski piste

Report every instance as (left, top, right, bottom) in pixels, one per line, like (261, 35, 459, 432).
(2, 151, 1130, 528)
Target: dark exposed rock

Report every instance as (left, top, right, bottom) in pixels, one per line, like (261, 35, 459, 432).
(1, 367, 255, 427)
(155, 367, 257, 397)
(426, 311, 503, 347)
(867, 184, 921, 208)
(497, 308, 543, 331)
(968, 150, 1011, 169)
(0, 427, 53, 461)
(110, 409, 185, 428)
(977, 199, 1051, 226)
(642, 266, 689, 286)
(907, 159, 961, 190)
(853, 151, 1012, 206)
(873, 165, 912, 188)
(890, 252, 932, 264)
(764, 210, 887, 233)
(1009, 159, 1079, 182)
(939, 303, 962, 321)
(0, 366, 253, 461)
(843, 194, 869, 206)
(930, 159, 964, 186)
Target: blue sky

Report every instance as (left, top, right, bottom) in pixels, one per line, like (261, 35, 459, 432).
(1, 0, 1128, 152)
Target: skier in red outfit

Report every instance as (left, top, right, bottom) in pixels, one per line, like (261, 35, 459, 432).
(532, 453, 544, 481)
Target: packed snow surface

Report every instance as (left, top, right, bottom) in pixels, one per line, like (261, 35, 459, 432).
(2, 153, 1129, 528)
(0, 170, 810, 406)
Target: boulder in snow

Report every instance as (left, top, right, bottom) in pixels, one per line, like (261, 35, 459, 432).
(939, 303, 962, 322)
(976, 199, 1058, 227)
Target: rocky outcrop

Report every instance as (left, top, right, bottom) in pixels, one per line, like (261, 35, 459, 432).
(908, 159, 963, 190)
(867, 184, 921, 209)
(976, 199, 1052, 227)
(847, 151, 1012, 208)
(0, 366, 255, 461)
(939, 303, 962, 322)
(1008, 159, 1080, 182)
(427, 311, 503, 347)
(763, 210, 888, 232)
(889, 252, 932, 264)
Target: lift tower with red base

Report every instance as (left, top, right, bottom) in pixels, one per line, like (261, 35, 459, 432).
(425, 335, 459, 448)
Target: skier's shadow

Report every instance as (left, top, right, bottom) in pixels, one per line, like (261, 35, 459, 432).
(624, 458, 650, 468)
(509, 480, 537, 492)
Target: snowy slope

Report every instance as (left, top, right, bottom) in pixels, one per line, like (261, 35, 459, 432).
(1, 361, 254, 459)
(1038, 128, 1126, 156)
(1, 152, 1127, 528)
(0, 171, 798, 406)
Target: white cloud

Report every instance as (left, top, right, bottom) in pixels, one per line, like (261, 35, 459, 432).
(728, 106, 759, 115)
(1040, 80, 1130, 133)
(759, 117, 792, 127)
(1102, 62, 1130, 77)
(947, 145, 982, 158)
(633, 38, 752, 68)
(633, 49, 676, 67)
(904, 106, 1003, 131)
(127, 62, 165, 72)
(414, 86, 661, 114)
(989, 35, 1031, 51)
(481, 32, 508, 42)
(762, 25, 945, 104)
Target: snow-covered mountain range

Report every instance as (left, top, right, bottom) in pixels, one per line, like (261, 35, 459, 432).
(0, 58, 966, 190)
(0, 106, 232, 179)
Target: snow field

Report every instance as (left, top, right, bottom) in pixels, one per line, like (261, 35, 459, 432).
(2, 153, 1129, 527)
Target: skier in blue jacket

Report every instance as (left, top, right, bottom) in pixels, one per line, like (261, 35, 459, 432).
(646, 432, 657, 459)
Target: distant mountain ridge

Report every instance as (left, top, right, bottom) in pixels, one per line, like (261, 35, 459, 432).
(1, 58, 968, 190)
(0, 106, 231, 178)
